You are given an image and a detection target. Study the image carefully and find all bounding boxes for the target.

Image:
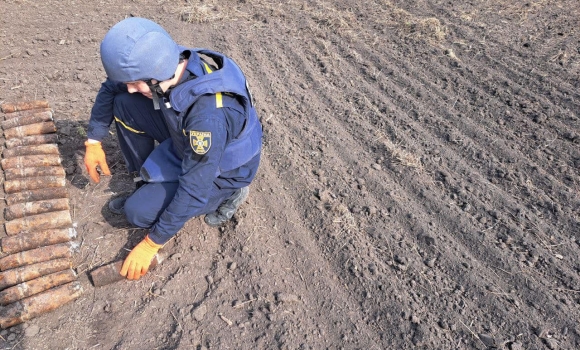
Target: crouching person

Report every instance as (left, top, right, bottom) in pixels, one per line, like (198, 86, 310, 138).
(84, 17, 262, 280)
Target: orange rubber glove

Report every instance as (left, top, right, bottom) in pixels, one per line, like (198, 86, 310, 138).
(84, 140, 111, 183)
(120, 235, 163, 280)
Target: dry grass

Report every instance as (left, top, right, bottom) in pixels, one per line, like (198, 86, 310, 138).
(179, 3, 230, 23)
(377, 132, 423, 169)
(309, 2, 356, 31)
(465, 0, 555, 24)
(178, 0, 446, 45)
(386, 8, 447, 44)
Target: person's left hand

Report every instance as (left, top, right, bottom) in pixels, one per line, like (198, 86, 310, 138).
(120, 235, 162, 280)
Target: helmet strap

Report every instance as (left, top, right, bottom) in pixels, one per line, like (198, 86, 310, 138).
(146, 80, 164, 110)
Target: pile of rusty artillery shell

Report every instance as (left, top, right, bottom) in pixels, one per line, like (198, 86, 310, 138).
(0, 100, 82, 329)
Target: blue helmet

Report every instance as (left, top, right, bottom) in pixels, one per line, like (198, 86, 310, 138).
(100, 17, 180, 82)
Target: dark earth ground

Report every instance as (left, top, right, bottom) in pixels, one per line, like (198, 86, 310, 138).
(0, 0, 579, 349)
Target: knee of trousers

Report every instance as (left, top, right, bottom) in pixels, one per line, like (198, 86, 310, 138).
(123, 194, 157, 229)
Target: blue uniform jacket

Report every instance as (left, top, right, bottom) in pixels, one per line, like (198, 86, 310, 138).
(88, 49, 262, 244)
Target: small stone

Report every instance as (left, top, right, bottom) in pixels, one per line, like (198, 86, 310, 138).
(371, 163, 382, 171)
(171, 253, 182, 260)
(228, 262, 237, 271)
(543, 337, 558, 350)
(534, 326, 548, 338)
(533, 113, 547, 123)
(191, 304, 207, 321)
(508, 341, 524, 350)
(275, 293, 300, 303)
(438, 319, 448, 329)
(563, 131, 578, 141)
(412, 324, 426, 346)
(478, 333, 498, 348)
(24, 325, 40, 337)
(7, 333, 16, 341)
(394, 255, 408, 265)
(444, 48, 457, 59)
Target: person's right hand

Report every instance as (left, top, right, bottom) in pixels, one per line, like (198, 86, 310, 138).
(84, 140, 111, 183)
(120, 235, 162, 280)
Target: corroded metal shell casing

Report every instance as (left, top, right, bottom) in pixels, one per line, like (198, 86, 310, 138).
(4, 176, 66, 194)
(5, 187, 69, 206)
(90, 254, 163, 287)
(5, 133, 58, 148)
(2, 108, 51, 121)
(0, 281, 83, 329)
(0, 258, 71, 290)
(0, 242, 75, 271)
(1, 110, 53, 129)
(4, 210, 72, 235)
(0, 269, 77, 305)
(0, 154, 61, 170)
(4, 199, 71, 221)
(1, 228, 77, 254)
(0, 100, 79, 326)
(0, 100, 50, 114)
(3, 122, 57, 140)
(2, 143, 59, 158)
(4, 166, 65, 181)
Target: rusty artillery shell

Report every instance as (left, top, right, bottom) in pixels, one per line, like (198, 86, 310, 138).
(1, 110, 52, 129)
(4, 210, 72, 236)
(6, 187, 68, 206)
(90, 254, 163, 287)
(4, 199, 70, 221)
(2, 107, 51, 121)
(1, 100, 49, 114)
(0, 281, 83, 329)
(0, 269, 77, 306)
(3, 143, 59, 158)
(4, 176, 66, 194)
(1, 154, 61, 170)
(1, 228, 76, 255)
(0, 258, 71, 291)
(5, 133, 58, 148)
(4, 166, 65, 181)
(0, 242, 75, 271)
(3, 121, 56, 139)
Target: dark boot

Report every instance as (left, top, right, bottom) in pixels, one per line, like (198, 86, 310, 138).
(204, 187, 249, 227)
(108, 173, 145, 215)
(108, 196, 128, 215)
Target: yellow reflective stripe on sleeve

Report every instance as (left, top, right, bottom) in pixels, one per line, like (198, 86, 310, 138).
(114, 116, 145, 134)
(202, 63, 223, 108)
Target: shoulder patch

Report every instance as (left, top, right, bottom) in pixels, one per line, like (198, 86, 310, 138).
(189, 130, 212, 155)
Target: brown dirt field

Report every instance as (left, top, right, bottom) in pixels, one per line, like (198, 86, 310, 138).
(0, 0, 579, 349)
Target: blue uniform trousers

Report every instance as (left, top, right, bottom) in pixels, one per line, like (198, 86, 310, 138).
(112, 92, 255, 229)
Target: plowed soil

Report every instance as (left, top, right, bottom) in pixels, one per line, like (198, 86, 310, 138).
(1, 0, 579, 349)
